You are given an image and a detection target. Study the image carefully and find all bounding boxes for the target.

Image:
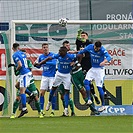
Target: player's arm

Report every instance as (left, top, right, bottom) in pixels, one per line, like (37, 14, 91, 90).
(100, 59, 109, 66)
(100, 50, 112, 66)
(76, 46, 88, 62)
(76, 54, 83, 63)
(46, 58, 56, 65)
(33, 57, 41, 68)
(75, 28, 84, 51)
(12, 60, 22, 76)
(34, 56, 52, 66)
(11, 55, 21, 75)
(16, 60, 22, 71)
(75, 39, 81, 51)
(68, 50, 78, 54)
(78, 45, 88, 54)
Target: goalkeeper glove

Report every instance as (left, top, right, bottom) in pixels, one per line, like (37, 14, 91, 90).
(77, 28, 83, 35)
(77, 28, 83, 39)
(81, 38, 86, 43)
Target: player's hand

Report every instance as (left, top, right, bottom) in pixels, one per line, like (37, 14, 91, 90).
(70, 61, 75, 66)
(8, 63, 15, 68)
(80, 47, 84, 50)
(100, 61, 106, 66)
(100, 59, 108, 66)
(33, 62, 39, 67)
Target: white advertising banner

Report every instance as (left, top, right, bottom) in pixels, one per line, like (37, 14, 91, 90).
(105, 44, 132, 80)
(0, 43, 132, 80)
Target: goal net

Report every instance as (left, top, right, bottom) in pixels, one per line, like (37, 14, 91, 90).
(2, 20, 133, 117)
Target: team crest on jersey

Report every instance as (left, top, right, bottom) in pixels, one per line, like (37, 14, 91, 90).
(15, 57, 19, 61)
(41, 57, 44, 60)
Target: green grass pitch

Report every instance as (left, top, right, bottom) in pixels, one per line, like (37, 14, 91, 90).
(0, 115, 132, 133)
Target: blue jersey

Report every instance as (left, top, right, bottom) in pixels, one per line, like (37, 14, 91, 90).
(12, 50, 30, 75)
(37, 52, 56, 77)
(78, 44, 112, 68)
(52, 53, 77, 74)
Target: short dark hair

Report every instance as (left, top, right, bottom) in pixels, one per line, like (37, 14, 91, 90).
(42, 43, 48, 47)
(62, 40, 69, 45)
(95, 41, 102, 47)
(60, 46, 68, 51)
(81, 31, 88, 36)
(13, 43, 19, 49)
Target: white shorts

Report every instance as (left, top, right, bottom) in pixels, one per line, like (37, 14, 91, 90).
(53, 71, 71, 90)
(19, 72, 33, 88)
(40, 76, 55, 91)
(85, 67, 105, 87)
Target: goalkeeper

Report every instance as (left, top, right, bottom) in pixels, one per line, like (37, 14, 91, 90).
(76, 29, 110, 101)
(9, 49, 43, 118)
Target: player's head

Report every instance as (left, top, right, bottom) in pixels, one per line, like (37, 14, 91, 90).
(59, 46, 68, 57)
(94, 41, 102, 52)
(42, 43, 49, 55)
(81, 31, 88, 40)
(62, 40, 70, 51)
(12, 43, 20, 51)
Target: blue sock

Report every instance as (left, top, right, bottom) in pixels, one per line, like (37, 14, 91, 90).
(64, 93, 69, 108)
(97, 86, 105, 106)
(40, 96, 44, 110)
(84, 80, 91, 100)
(21, 93, 26, 108)
(52, 95, 56, 110)
(25, 88, 31, 96)
(49, 89, 56, 102)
